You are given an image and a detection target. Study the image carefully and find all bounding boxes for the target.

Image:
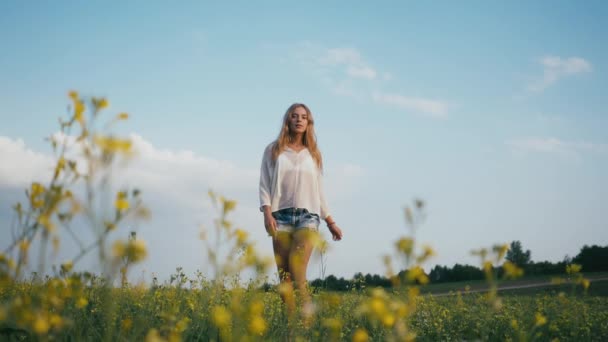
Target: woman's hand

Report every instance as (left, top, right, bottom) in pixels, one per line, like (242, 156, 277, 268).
(264, 212, 277, 238)
(327, 223, 343, 241)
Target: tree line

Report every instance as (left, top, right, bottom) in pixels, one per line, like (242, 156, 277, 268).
(307, 242, 608, 292)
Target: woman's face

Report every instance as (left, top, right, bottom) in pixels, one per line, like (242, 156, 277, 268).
(288, 106, 309, 135)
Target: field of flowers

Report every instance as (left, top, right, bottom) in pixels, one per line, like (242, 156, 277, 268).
(1, 93, 606, 341)
(1, 275, 607, 341)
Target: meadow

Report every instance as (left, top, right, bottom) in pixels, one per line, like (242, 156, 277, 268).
(1, 93, 606, 341)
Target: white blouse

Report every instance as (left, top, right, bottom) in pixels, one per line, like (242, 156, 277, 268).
(259, 143, 330, 219)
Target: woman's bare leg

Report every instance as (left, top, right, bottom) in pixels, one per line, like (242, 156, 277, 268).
(273, 232, 295, 316)
(289, 229, 316, 324)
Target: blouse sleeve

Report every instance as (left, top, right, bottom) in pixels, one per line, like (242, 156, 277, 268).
(318, 169, 331, 219)
(259, 144, 273, 211)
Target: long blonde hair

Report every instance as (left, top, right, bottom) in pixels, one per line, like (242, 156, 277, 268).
(271, 103, 323, 170)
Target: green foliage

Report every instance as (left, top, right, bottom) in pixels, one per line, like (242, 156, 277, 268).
(506, 240, 532, 268)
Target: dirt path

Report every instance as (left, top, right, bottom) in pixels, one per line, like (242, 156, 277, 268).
(428, 277, 608, 297)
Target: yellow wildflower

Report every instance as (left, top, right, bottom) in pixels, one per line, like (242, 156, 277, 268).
(212, 306, 231, 328)
(248, 316, 267, 335)
(503, 261, 524, 279)
(249, 299, 264, 316)
(33, 315, 50, 334)
(352, 328, 369, 342)
(118, 112, 129, 120)
(535, 312, 547, 326)
(122, 318, 133, 331)
(382, 313, 396, 328)
(235, 229, 248, 245)
(369, 297, 386, 317)
(396, 237, 414, 256)
(76, 297, 88, 308)
(61, 261, 73, 273)
(19, 239, 30, 253)
(145, 328, 165, 342)
(566, 264, 582, 274)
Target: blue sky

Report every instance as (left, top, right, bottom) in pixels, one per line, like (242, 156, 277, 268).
(1, 1, 607, 282)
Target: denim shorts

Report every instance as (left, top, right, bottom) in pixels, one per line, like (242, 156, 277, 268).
(272, 208, 320, 233)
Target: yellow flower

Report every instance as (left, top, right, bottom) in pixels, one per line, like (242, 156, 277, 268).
(33, 315, 50, 334)
(248, 316, 267, 335)
(122, 318, 133, 331)
(503, 261, 524, 279)
(382, 313, 395, 328)
(76, 297, 88, 308)
(511, 319, 519, 329)
(94, 135, 132, 154)
(49, 314, 63, 328)
(19, 239, 30, 253)
(535, 312, 547, 326)
(222, 199, 237, 213)
(352, 328, 369, 342)
(115, 191, 130, 211)
(145, 328, 166, 342)
(396, 237, 414, 256)
(118, 112, 129, 120)
(407, 266, 429, 285)
(581, 278, 590, 290)
(129, 239, 148, 262)
(235, 229, 248, 245)
(249, 300, 264, 316)
(61, 261, 73, 273)
(97, 98, 110, 109)
(212, 306, 231, 328)
(74, 101, 86, 125)
(369, 297, 386, 317)
(566, 264, 582, 274)
(38, 214, 55, 232)
(496, 244, 509, 260)
(113, 241, 126, 258)
(68, 90, 79, 100)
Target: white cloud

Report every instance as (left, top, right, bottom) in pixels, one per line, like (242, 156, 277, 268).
(0, 136, 53, 187)
(346, 65, 377, 80)
(506, 137, 608, 155)
(318, 47, 378, 80)
(372, 92, 449, 119)
(528, 56, 592, 92)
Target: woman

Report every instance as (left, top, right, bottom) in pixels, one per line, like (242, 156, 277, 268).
(259, 103, 343, 321)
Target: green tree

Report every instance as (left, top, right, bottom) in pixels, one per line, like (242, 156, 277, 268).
(505, 240, 531, 268)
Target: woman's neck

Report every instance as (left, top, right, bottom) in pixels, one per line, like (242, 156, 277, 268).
(289, 133, 305, 146)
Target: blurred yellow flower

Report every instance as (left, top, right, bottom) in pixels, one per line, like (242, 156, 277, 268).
(118, 112, 129, 120)
(19, 239, 30, 253)
(535, 312, 547, 326)
(566, 264, 582, 274)
(76, 297, 88, 309)
(352, 328, 369, 342)
(235, 229, 248, 245)
(145, 328, 166, 342)
(33, 315, 50, 334)
(122, 318, 133, 331)
(248, 316, 267, 335)
(382, 313, 396, 328)
(212, 305, 231, 328)
(581, 278, 590, 290)
(503, 261, 524, 279)
(396, 237, 414, 256)
(249, 300, 264, 316)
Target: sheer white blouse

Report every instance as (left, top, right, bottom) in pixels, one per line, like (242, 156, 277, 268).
(259, 143, 330, 219)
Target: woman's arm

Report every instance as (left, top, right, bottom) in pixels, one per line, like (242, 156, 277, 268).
(318, 170, 343, 241)
(259, 145, 273, 211)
